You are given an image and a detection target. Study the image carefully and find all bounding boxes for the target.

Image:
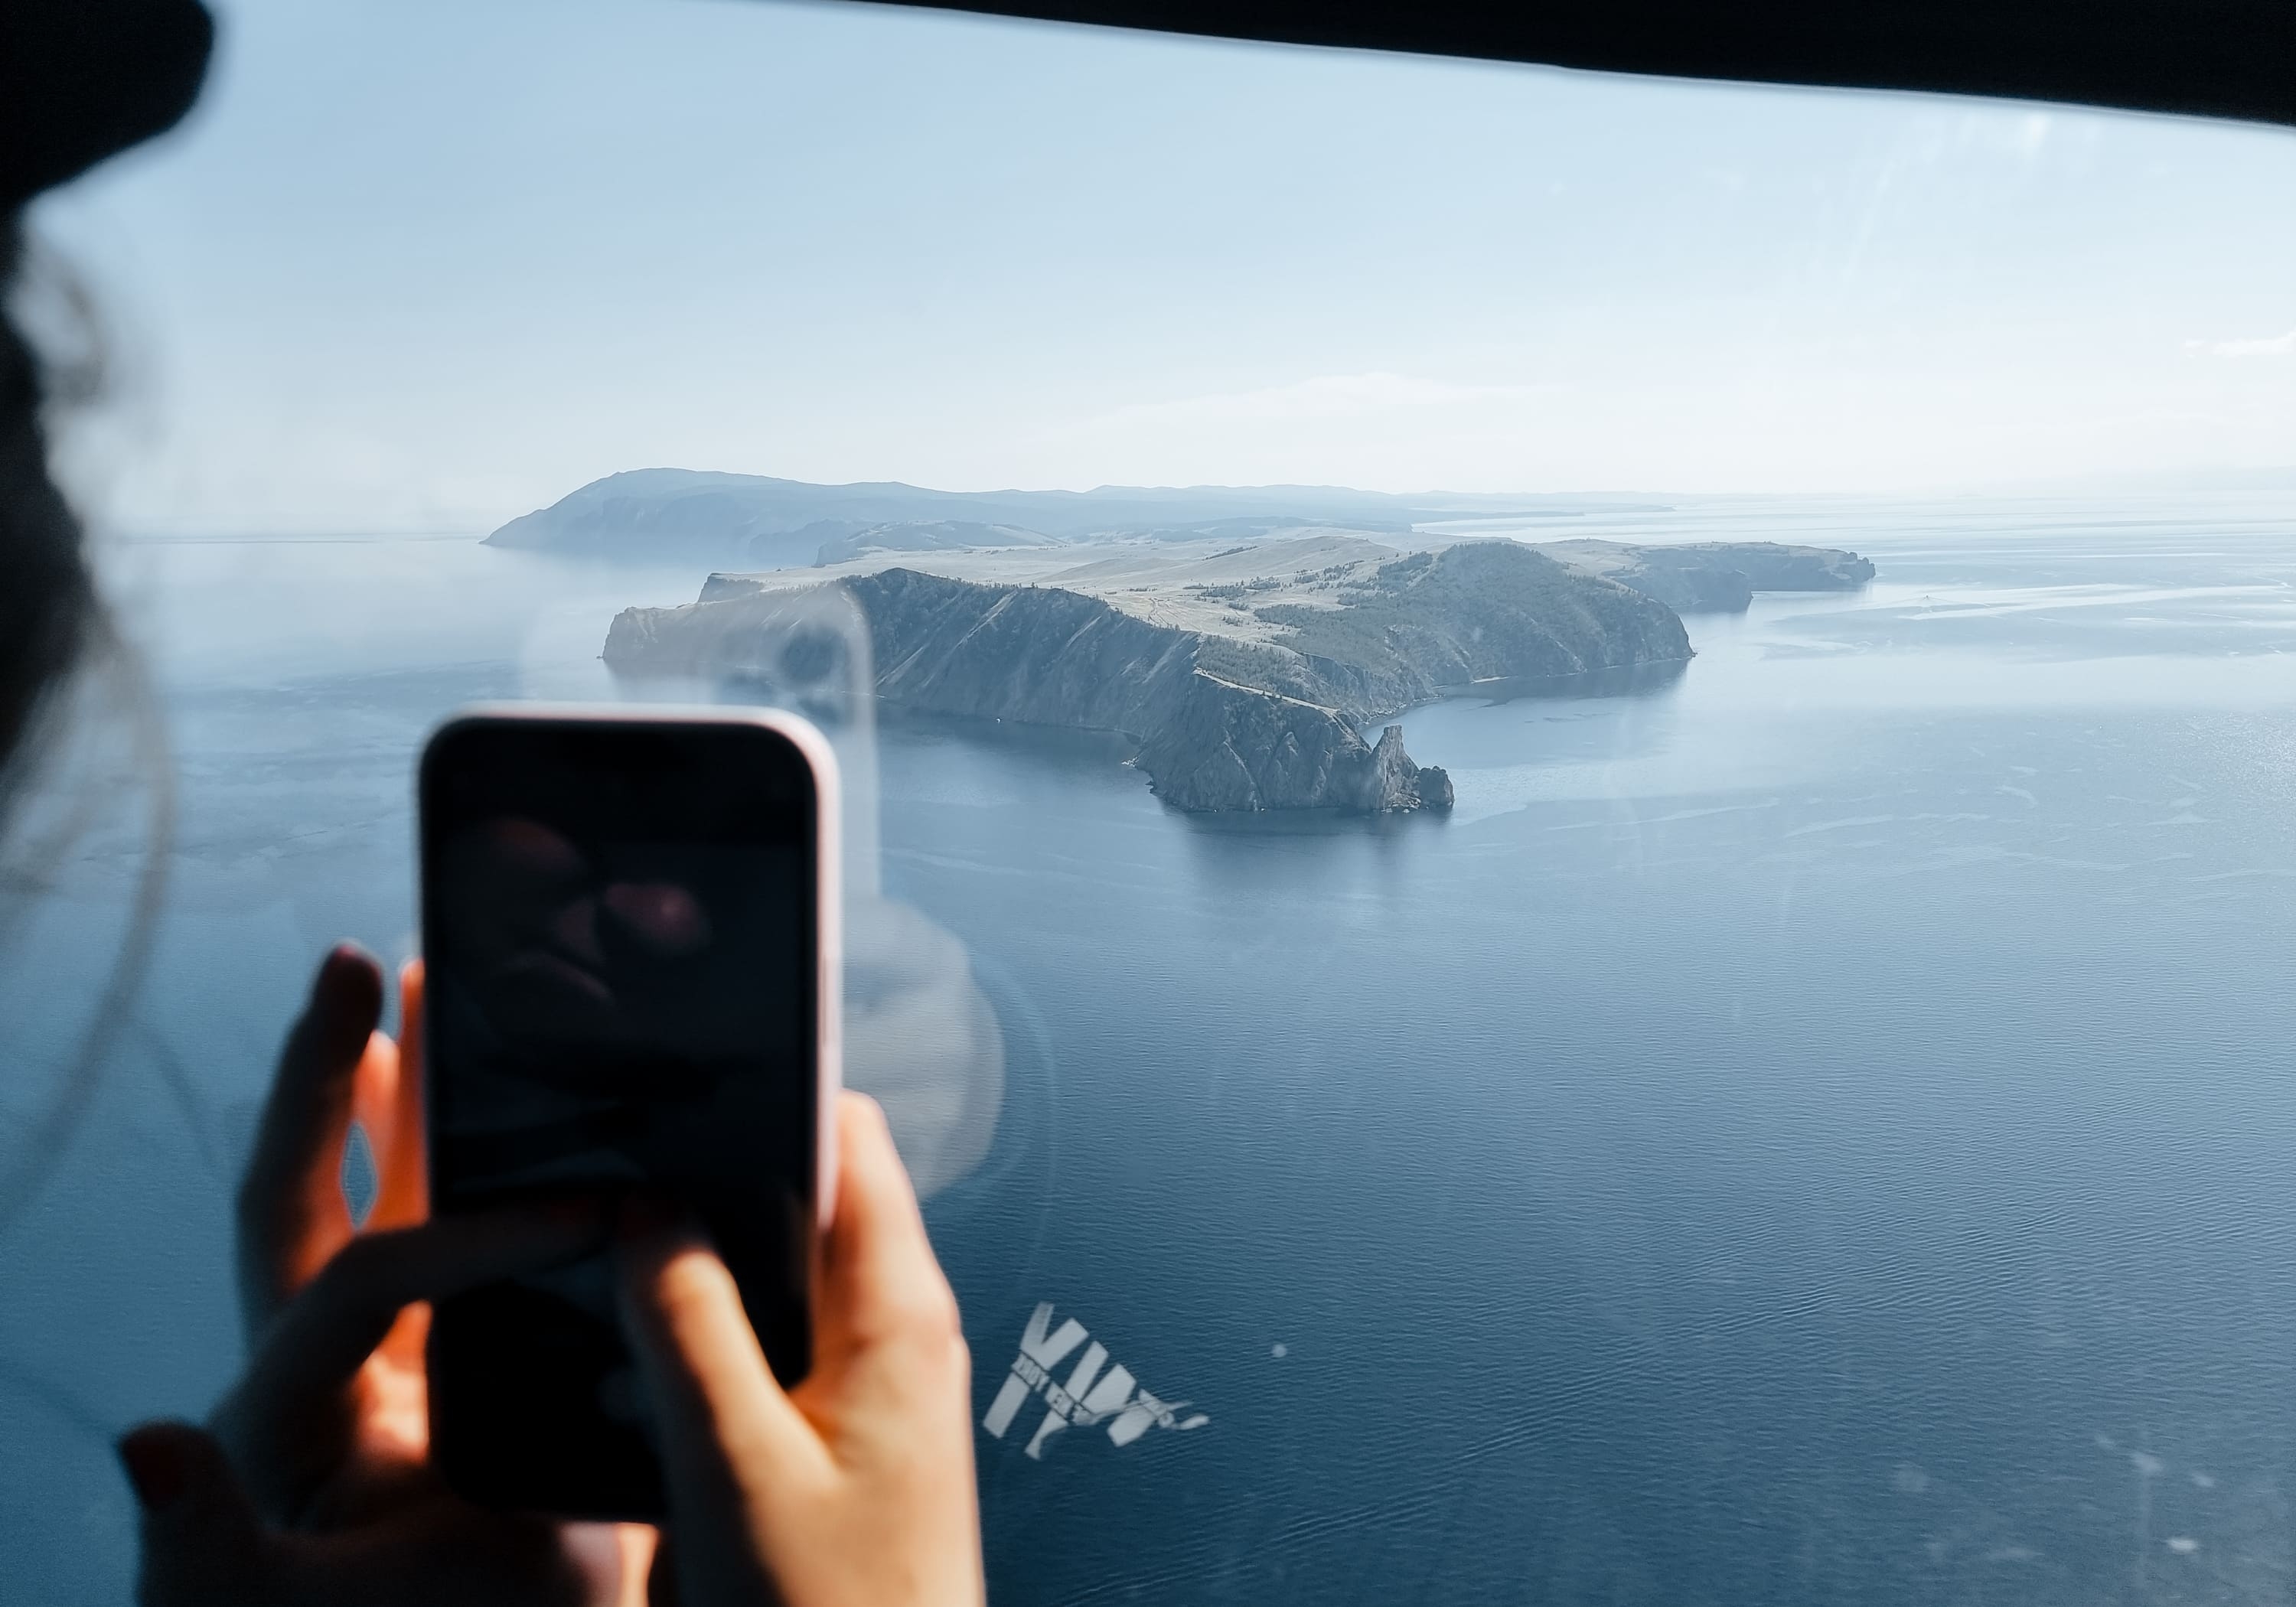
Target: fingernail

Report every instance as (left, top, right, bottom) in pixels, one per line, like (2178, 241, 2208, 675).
(314, 941, 363, 991)
(117, 1426, 188, 1511)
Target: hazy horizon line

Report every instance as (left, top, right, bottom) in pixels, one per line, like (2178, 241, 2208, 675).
(102, 460, 2296, 543)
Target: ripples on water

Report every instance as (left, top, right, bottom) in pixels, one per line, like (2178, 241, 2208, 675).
(5, 494, 2296, 1604)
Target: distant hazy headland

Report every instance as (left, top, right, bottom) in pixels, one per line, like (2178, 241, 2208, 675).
(494, 470, 1872, 813)
(483, 468, 1667, 569)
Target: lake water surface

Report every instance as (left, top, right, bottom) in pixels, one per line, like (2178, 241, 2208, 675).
(8, 494, 2296, 1605)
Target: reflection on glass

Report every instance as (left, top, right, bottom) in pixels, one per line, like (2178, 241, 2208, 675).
(1, 0, 2290, 1601)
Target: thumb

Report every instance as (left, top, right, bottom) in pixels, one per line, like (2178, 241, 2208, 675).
(119, 1421, 274, 1606)
(614, 1212, 826, 1590)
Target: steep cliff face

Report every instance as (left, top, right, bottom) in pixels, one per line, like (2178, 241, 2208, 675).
(846, 569, 1199, 738)
(1133, 674, 1363, 811)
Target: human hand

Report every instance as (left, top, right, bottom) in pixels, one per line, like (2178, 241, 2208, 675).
(617, 1091, 984, 1607)
(119, 945, 652, 1606)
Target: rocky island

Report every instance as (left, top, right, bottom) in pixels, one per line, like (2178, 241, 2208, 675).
(526, 471, 1872, 813)
(605, 536, 1688, 812)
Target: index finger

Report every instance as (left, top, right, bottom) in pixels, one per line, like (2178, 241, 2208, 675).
(214, 1200, 607, 1524)
(236, 945, 385, 1336)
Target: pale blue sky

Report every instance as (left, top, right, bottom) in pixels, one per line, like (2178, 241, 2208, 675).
(32, 0, 2296, 533)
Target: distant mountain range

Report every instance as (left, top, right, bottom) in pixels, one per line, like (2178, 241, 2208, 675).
(484, 468, 1663, 567)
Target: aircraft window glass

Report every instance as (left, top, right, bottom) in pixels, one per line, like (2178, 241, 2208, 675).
(4, 1, 2294, 1602)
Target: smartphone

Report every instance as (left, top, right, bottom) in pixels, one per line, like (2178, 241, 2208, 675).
(419, 705, 840, 1518)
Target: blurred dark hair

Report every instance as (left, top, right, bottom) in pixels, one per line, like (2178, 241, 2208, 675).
(0, 0, 213, 804)
(0, 217, 103, 823)
(0, 218, 182, 1229)
(0, 0, 213, 1222)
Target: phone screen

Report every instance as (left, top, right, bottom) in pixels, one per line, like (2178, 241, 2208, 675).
(419, 712, 823, 1517)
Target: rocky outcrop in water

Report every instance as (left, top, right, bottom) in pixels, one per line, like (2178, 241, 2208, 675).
(606, 543, 1688, 813)
(1367, 726, 1450, 811)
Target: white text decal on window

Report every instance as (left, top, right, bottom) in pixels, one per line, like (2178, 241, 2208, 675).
(980, 1302, 1210, 1459)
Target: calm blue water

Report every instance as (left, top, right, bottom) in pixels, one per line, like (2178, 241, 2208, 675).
(8, 494, 2296, 1605)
